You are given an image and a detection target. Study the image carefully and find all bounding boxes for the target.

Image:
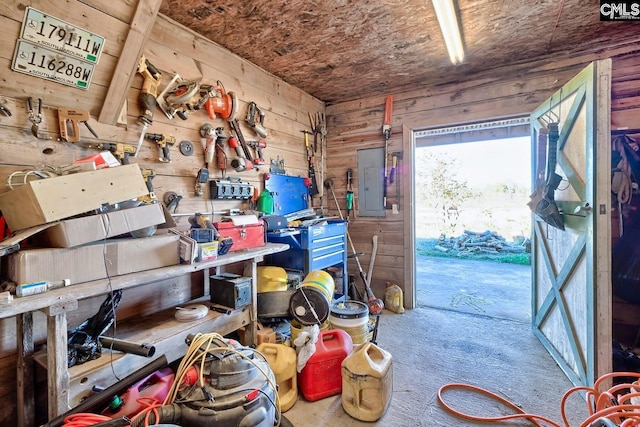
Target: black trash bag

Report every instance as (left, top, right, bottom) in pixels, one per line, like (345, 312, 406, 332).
(612, 213, 640, 304)
(67, 290, 122, 367)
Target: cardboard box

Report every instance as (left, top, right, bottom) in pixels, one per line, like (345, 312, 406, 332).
(0, 164, 148, 231)
(7, 234, 180, 285)
(42, 203, 166, 248)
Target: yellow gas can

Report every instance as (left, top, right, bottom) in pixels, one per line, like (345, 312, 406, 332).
(341, 342, 393, 422)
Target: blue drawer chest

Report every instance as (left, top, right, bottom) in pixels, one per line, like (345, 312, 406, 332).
(265, 219, 348, 298)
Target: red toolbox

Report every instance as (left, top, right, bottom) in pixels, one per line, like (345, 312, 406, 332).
(213, 215, 265, 252)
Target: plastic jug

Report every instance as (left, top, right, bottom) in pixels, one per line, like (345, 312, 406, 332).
(341, 342, 393, 422)
(257, 189, 274, 215)
(257, 343, 298, 412)
(384, 282, 405, 314)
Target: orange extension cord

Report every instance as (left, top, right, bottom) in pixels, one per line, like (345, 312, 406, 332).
(437, 372, 640, 427)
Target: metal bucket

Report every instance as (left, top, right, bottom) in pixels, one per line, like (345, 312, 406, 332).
(289, 270, 335, 325)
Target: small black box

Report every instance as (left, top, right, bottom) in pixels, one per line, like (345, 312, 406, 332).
(210, 273, 251, 309)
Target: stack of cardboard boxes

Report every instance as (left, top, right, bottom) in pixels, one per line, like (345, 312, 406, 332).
(0, 164, 180, 288)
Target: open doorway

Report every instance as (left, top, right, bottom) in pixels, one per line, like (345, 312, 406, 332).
(413, 121, 532, 323)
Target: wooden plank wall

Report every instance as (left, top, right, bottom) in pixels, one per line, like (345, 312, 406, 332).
(0, 1, 322, 424)
(325, 48, 640, 309)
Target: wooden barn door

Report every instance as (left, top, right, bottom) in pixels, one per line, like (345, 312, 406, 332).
(530, 60, 612, 387)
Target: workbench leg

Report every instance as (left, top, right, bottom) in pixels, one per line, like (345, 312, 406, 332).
(17, 313, 35, 427)
(48, 312, 70, 419)
(42, 300, 78, 420)
(243, 256, 262, 346)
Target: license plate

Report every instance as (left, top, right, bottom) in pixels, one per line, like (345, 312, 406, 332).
(12, 40, 95, 90)
(20, 7, 104, 64)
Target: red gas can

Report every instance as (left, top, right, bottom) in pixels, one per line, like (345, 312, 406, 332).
(298, 329, 353, 401)
(102, 367, 174, 419)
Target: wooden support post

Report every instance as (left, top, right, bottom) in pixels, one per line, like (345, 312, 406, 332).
(41, 299, 78, 419)
(98, 0, 163, 124)
(242, 255, 263, 346)
(17, 313, 35, 427)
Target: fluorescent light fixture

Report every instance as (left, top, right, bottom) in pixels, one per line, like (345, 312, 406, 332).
(432, 0, 464, 64)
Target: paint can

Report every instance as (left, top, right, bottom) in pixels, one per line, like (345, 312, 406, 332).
(257, 343, 298, 412)
(341, 342, 393, 422)
(329, 300, 369, 345)
(289, 270, 335, 325)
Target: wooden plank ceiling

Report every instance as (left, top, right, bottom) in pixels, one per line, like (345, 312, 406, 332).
(160, 0, 640, 103)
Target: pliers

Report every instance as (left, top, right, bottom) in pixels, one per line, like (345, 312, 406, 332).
(0, 105, 11, 117)
(27, 97, 43, 138)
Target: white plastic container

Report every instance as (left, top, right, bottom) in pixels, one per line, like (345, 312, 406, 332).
(329, 300, 369, 344)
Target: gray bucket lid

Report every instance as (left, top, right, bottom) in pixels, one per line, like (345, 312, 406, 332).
(331, 300, 369, 319)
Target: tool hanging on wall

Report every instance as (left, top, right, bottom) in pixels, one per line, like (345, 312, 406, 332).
(139, 168, 157, 204)
(246, 102, 268, 138)
(533, 121, 565, 230)
(0, 103, 11, 117)
(204, 81, 237, 120)
(324, 177, 384, 315)
(228, 118, 255, 172)
(145, 133, 176, 163)
(302, 130, 319, 200)
(179, 140, 194, 156)
(346, 168, 354, 220)
(200, 124, 216, 169)
(310, 111, 327, 213)
(382, 95, 393, 208)
(194, 168, 209, 197)
(57, 108, 99, 142)
(164, 191, 182, 213)
(27, 97, 51, 140)
(247, 140, 266, 165)
(135, 55, 162, 157)
(270, 156, 286, 175)
(77, 141, 137, 165)
(162, 79, 201, 120)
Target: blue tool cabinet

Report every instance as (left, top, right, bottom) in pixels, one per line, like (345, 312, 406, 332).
(266, 219, 348, 298)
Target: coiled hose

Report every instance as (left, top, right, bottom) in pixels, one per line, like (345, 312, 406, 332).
(438, 372, 640, 427)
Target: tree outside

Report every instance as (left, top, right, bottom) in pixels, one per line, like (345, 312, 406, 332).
(415, 137, 532, 243)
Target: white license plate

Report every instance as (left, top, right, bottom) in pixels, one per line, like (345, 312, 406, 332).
(12, 40, 95, 90)
(20, 7, 105, 64)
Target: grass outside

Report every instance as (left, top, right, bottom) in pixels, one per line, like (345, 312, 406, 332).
(416, 237, 532, 265)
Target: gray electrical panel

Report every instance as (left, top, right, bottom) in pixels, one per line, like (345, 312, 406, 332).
(357, 147, 385, 217)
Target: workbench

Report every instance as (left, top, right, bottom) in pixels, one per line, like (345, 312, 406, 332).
(3, 242, 288, 427)
(265, 220, 348, 298)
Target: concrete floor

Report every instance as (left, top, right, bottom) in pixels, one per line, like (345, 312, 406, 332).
(284, 256, 590, 426)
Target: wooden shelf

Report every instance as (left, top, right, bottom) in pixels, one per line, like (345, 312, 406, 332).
(1, 243, 289, 320)
(12, 243, 289, 423)
(35, 297, 252, 407)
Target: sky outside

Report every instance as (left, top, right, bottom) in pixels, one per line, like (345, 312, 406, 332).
(423, 136, 532, 189)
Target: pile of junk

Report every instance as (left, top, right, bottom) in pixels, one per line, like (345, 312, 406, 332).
(44, 291, 293, 427)
(47, 334, 293, 427)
